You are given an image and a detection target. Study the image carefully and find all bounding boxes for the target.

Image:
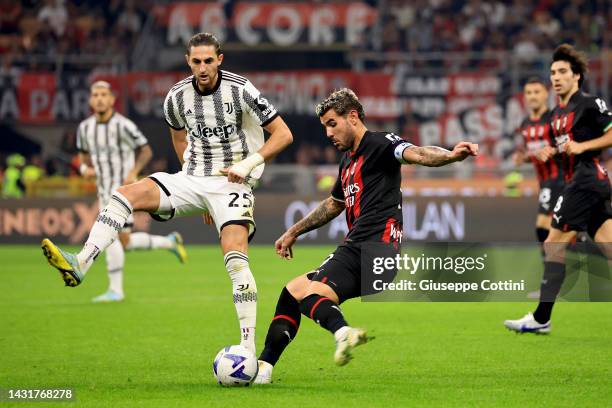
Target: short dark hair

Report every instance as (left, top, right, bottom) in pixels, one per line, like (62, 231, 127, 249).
(315, 88, 365, 121)
(187, 32, 221, 56)
(552, 43, 588, 88)
(524, 76, 547, 87)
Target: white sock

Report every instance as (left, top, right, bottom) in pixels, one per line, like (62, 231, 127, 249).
(224, 251, 257, 355)
(77, 192, 133, 274)
(106, 239, 124, 296)
(334, 326, 350, 342)
(126, 232, 173, 250)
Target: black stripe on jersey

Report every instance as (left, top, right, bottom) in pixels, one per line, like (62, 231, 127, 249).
(165, 93, 182, 129)
(213, 90, 234, 168)
(231, 85, 249, 160)
(223, 76, 247, 87)
(124, 124, 140, 141)
(169, 76, 193, 94)
(92, 123, 105, 198)
(194, 93, 213, 176)
(222, 71, 247, 85)
(104, 123, 115, 189)
(116, 121, 124, 183)
(242, 88, 267, 124)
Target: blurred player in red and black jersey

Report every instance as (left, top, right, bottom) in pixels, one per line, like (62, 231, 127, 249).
(254, 89, 478, 383)
(514, 77, 564, 258)
(505, 44, 612, 334)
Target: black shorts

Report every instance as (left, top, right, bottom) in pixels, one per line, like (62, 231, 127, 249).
(538, 180, 565, 215)
(551, 180, 612, 237)
(307, 242, 399, 304)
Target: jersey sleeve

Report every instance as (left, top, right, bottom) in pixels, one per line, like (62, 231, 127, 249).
(588, 96, 612, 134)
(163, 91, 185, 130)
(381, 133, 413, 164)
(123, 119, 148, 148)
(242, 80, 279, 127)
(76, 122, 88, 153)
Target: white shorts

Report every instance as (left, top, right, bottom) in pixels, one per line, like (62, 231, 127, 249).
(99, 197, 134, 233)
(147, 172, 256, 240)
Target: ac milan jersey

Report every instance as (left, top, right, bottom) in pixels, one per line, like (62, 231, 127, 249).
(331, 131, 410, 243)
(517, 110, 563, 184)
(550, 91, 612, 183)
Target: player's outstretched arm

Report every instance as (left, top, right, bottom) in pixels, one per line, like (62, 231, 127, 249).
(222, 116, 293, 183)
(170, 128, 188, 166)
(402, 141, 478, 167)
(124, 144, 153, 184)
(275, 196, 344, 259)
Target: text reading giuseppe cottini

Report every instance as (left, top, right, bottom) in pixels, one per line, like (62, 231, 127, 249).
(371, 253, 525, 293)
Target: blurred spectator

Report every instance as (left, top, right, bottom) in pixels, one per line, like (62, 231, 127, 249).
(37, 0, 68, 37)
(2, 153, 25, 198)
(22, 154, 45, 186)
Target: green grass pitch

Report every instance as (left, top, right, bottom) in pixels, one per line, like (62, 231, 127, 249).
(1, 245, 610, 407)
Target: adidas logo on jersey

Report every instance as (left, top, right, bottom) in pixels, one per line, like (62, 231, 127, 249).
(193, 123, 236, 139)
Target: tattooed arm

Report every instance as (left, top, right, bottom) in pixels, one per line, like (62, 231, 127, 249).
(274, 196, 345, 259)
(402, 141, 478, 167)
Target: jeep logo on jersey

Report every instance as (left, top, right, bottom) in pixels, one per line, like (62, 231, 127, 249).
(193, 123, 236, 139)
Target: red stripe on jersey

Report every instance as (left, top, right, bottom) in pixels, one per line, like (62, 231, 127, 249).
(381, 217, 395, 243)
(542, 123, 559, 179)
(352, 156, 365, 219)
(273, 314, 298, 329)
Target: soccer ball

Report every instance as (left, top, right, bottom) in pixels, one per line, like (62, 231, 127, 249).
(212, 345, 258, 387)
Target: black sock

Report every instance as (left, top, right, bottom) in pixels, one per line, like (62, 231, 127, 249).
(536, 228, 549, 259)
(533, 261, 566, 323)
(299, 294, 348, 334)
(259, 288, 301, 366)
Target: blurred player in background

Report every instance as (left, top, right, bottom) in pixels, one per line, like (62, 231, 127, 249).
(42, 33, 293, 353)
(512, 77, 564, 298)
(255, 89, 477, 383)
(505, 44, 612, 334)
(73, 81, 187, 303)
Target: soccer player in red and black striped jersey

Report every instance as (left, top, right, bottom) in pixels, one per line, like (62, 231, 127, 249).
(505, 44, 612, 334)
(514, 77, 564, 245)
(254, 89, 478, 383)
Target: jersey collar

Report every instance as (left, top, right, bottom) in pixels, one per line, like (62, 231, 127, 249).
(192, 71, 222, 96)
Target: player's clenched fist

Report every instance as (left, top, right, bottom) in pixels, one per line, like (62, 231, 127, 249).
(275, 231, 296, 260)
(451, 141, 479, 161)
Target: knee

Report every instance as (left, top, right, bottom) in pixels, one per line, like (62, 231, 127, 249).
(118, 233, 130, 249)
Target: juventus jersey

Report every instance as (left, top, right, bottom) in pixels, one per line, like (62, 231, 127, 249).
(163, 70, 278, 180)
(550, 91, 612, 183)
(517, 110, 564, 184)
(76, 112, 148, 204)
(331, 131, 409, 243)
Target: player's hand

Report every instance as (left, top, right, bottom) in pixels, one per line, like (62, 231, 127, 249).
(275, 231, 296, 260)
(82, 167, 96, 180)
(451, 141, 479, 162)
(219, 167, 246, 184)
(202, 212, 214, 225)
(123, 170, 138, 185)
(565, 141, 585, 155)
(535, 146, 555, 162)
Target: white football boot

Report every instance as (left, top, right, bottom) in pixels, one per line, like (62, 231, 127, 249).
(504, 312, 551, 334)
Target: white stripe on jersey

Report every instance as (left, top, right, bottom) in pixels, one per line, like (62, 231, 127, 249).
(76, 112, 148, 205)
(163, 70, 278, 180)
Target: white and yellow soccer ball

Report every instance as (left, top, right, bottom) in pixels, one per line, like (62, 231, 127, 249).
(213, 345, 258, 387)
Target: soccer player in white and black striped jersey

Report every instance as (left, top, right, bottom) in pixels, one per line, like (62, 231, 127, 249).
(42, 33, 293, 354)
(73, 81, 188, 303)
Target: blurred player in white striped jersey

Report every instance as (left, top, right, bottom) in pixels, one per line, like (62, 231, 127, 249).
(41, 33, 293, 353)
(72, 81, 187, 303)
